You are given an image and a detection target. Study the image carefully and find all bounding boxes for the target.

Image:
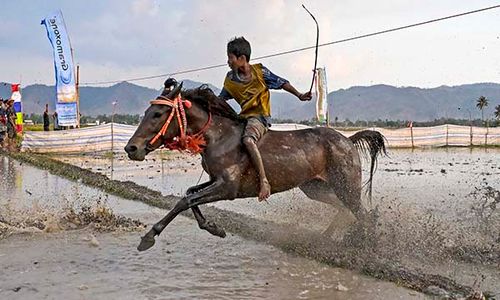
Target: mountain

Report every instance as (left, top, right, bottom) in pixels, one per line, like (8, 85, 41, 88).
(1, 81, 499, 121)
(328, 83, 500, 121)
(0, 80, 219, 117)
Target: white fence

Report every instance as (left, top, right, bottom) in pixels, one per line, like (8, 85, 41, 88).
(345, 124, 500, 148)
(20, 123, 500, 154)
(21, 123, 136, 154)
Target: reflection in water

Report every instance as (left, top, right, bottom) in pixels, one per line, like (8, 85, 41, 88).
(0, 156, 22, 198)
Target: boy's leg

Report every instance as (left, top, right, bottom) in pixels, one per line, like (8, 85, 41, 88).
(242, 117, 271, 201)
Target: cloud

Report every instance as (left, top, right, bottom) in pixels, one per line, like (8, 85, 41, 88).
(1, 0, 500, 90)
(131, 0, 159, 16)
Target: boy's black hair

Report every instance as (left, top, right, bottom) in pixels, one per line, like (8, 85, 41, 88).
(227, 37, 251, 62)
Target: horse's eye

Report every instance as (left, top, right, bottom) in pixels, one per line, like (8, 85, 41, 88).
(153, 112, 162, 119)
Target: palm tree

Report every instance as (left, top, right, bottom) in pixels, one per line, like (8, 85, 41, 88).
(495, 105, 500, 124)
(476, 96, 489, 126)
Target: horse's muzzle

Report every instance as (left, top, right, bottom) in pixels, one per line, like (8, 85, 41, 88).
(124, 143, 146, 161)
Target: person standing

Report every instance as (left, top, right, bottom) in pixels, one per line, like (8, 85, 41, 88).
(0, 99, 6, 144)
(53, 111, 60, 130)
(43, 104, 50, 131)
(4, 99, 17, 151)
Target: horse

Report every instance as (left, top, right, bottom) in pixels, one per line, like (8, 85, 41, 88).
(125, 80, 386, 251)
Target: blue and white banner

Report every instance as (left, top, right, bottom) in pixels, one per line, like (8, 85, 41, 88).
(41, 10, 78, 126)
(56, 103, 78, 126)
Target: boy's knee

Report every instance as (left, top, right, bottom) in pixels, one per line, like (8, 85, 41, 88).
(242, 136, 256, 148)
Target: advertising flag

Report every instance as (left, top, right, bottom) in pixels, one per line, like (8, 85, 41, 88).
(41, 10, 78, 126)
(314, 67, 328, 123)
(11, 84, 23, 133)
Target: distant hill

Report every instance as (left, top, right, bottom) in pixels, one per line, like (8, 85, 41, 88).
(0, 80, 219, 117)
(1, 81, 499, 121)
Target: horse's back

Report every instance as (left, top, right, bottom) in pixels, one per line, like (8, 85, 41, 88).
(263, 127, 350, 150)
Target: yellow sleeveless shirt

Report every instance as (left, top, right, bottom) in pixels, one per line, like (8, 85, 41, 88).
(223, 63, 270, 118)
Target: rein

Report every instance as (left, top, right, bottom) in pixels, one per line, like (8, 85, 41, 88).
(149, 93, 211, 154)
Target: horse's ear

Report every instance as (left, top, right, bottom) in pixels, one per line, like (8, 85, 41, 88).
(167, 81, 183, 99)
(164, 78, 177, 90)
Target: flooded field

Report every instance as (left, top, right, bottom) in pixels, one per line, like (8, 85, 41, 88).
(0, 154, 423, 300)
(54, 147, 500, 296)
(1, 147, 499, 299)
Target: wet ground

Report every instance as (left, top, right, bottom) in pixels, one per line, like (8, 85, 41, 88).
(0, 155, 424, 300)
(54, 148, 500, 296)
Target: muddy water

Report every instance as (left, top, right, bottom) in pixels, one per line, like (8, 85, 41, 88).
(57, 148, 500, 295)
(0, 155, 422, 299)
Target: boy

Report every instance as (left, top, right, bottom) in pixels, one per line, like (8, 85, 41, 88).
(219, 37, 312, 201)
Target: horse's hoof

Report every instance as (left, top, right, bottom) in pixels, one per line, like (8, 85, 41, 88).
(205, 222, 226, 238)
(137, 235, 156, 251)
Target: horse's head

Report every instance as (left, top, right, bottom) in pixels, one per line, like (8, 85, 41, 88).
(125, 80, 183, 161)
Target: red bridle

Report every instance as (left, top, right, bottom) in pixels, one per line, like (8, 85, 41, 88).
(149, 93, 211, 154)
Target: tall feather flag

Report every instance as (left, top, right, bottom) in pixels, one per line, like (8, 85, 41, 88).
(10, 84, 23, 133)
(41, 10, 78, 127)
(314, 67, 329, 124)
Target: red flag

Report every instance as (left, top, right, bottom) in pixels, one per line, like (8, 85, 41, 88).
(11, 84, 20, 93)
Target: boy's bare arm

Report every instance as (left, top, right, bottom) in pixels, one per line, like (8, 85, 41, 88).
(282, 82, 312, 101)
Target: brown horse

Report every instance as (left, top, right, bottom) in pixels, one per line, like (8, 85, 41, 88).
(125, 80, 386, 251)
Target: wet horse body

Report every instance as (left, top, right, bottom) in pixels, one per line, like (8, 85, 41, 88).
(125, 82, 385, 251)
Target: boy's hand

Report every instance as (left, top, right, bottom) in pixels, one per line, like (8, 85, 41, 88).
(298, 91, 312, 101)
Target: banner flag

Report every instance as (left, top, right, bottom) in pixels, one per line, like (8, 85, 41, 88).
(56, 103, 78, 125)
(314, 67, 328, 123)
(10, 83, 23, 132)
(41, 10, 78, 126)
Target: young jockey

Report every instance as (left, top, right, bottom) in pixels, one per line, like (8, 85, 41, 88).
(219, 36, 312, 201)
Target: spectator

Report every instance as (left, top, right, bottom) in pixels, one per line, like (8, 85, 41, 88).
(0, 99, 6, 144)
(53, 111, 60, 130)
(6, 99, 17, 141)
(43, 104, 50, 131)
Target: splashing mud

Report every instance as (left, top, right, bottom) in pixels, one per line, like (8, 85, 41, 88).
(0, 200, 145, 240)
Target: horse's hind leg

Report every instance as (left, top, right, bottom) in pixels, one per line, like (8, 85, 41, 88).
(326, 143, 366, 221)
(299, 180, 357, 237)
(325, 155, 379, 247)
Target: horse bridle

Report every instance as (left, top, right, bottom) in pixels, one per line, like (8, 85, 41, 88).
(148, 93, 211, 154)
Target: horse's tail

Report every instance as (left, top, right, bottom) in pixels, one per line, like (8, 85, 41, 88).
(349, 130, 387, 200)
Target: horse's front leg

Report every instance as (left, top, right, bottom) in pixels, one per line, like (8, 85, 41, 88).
(191, 206, 226, 238)
(186, 179, 213, 196)
(138, 179, 237, 251)
(186, 179, 226, 237)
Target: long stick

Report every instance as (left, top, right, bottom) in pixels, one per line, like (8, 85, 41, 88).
(302, 4, 319, 94)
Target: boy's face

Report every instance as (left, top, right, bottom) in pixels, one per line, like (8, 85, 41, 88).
(227, 53, 246, 71)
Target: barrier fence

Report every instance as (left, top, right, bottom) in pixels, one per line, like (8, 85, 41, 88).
(20, 123, 500, 154)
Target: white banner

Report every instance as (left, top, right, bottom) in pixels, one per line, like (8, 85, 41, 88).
(315, 67, 328, 123)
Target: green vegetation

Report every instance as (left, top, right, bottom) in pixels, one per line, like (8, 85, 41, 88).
(476, 96, 489, 125)
(20, 111, 500, 131)
(23, 113, 141, 126)
(272, 117, 499, 129)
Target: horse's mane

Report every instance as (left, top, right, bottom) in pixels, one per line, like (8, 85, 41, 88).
(181, 85, 241, 122)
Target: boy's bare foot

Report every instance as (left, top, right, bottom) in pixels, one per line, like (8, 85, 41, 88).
(258, 179, 271, 201)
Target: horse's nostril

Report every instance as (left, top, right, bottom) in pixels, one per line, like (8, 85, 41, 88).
(125, 144, 138, 154)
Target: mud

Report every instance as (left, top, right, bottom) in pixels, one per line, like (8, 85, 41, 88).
(0, 202, 144, 240)
(4, 149, 498, 298)
(0, 154, 424, 300)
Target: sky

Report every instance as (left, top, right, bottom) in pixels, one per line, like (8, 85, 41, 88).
(1, 0, 500, 92)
